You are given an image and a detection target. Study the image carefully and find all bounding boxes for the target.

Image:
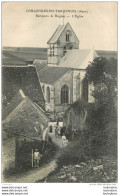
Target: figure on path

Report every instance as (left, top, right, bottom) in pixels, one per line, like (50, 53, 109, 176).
(62, 133, 68, 146)
(34, 149, 40, 168)
(49, 125, 53, 133)
(57, 125, 61, 138)
(55, 124, 61, 138)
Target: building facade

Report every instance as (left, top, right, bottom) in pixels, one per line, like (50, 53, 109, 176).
(47, 23, 79, 66)
(37, 22, 95, 119)
(3, 23, 117, 120)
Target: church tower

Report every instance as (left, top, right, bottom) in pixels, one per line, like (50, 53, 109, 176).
(47, 23, 79, 66)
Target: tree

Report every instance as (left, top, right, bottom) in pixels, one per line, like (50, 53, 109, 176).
(85, 57, 117, 157)
(86, 57, 117, 84)
(86, 57, 117, 110)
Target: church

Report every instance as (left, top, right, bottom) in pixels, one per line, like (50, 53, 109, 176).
(2, 22, 117, 121)
(36, 22, 117, 119)
(1, 21, 117, 171)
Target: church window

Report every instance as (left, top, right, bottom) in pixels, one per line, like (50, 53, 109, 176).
(61, 85, 69, 104)
(66, 33, 70, 41)
(50, 44, 54, 56)
(82, 78, 88, 102)
(66, 31, 70, 42)
(46, 86, 50, 103)
(63, 46, 67, 55)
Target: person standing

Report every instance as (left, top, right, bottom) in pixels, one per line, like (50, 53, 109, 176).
(55, 124, 60, 138)
(49, 125, 53, 133)
(62, 133, 67, 146)
(57, 125, 61, 138)
(34, 149, 40, 168)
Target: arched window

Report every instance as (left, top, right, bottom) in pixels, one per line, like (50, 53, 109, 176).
(82, 78, 88, 102)
(61, 85, 69, 104)
(66, 30, 71, 42)
(46, 86, 50, 103)
(63, 46, 67, 55)
(66, 33, 70, 41)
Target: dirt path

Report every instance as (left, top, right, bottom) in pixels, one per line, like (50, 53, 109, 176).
(3, 133, 67, 183)
(49, 134, 64, 148)
(48, 133, 68, 148)
(3, 160, 57, 183)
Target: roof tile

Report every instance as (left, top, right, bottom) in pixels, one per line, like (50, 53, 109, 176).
(37, 66, 70, 84)
(59, 49, 92, 69)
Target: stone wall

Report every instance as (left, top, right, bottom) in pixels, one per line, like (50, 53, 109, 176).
(54, 70, 73, 106)
(41, 69, 94, 117)
(48, 23, 79, 66)
(64, 106, 88, 135)
(2, 137, 16, 173)
(79, 70, 86, 99)
(58, 23, 79, 51)
(55, 104, 70, 113)
(72, 70, 80, 102)
(41, 83, 55, 113)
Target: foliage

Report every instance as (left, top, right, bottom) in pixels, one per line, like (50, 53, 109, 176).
(86, 57, 107, 85)
(63, 57, 117, 162)
(70, 99, 89, 115)
(56, 140, 90, 168)
(84, 57, 117, 158)
(86, 57, 117, 84)
(86, 57, 117, 108)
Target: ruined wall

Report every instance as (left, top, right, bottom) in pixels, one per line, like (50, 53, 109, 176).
(64, 106, 88, 136)
(88, 83, 95, 103)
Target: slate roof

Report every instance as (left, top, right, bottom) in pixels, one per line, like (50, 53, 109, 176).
(2, 66, 45, 110)
(59, 49, 117, 69)
(2, 95, 49, 140)
(37, 66, 71, 84)
(96, 50, 117, 59)
(3, 90, 25, 120)
(33, 59, 47, 72)
(59, 49, 95, 69)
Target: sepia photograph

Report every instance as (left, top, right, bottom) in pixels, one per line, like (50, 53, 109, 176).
(1, 2, 117, 184)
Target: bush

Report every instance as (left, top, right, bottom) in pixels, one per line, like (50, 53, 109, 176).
(56, 140, 90, 168)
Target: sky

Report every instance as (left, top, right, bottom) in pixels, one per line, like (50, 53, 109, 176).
(2, 2, 117, 51)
